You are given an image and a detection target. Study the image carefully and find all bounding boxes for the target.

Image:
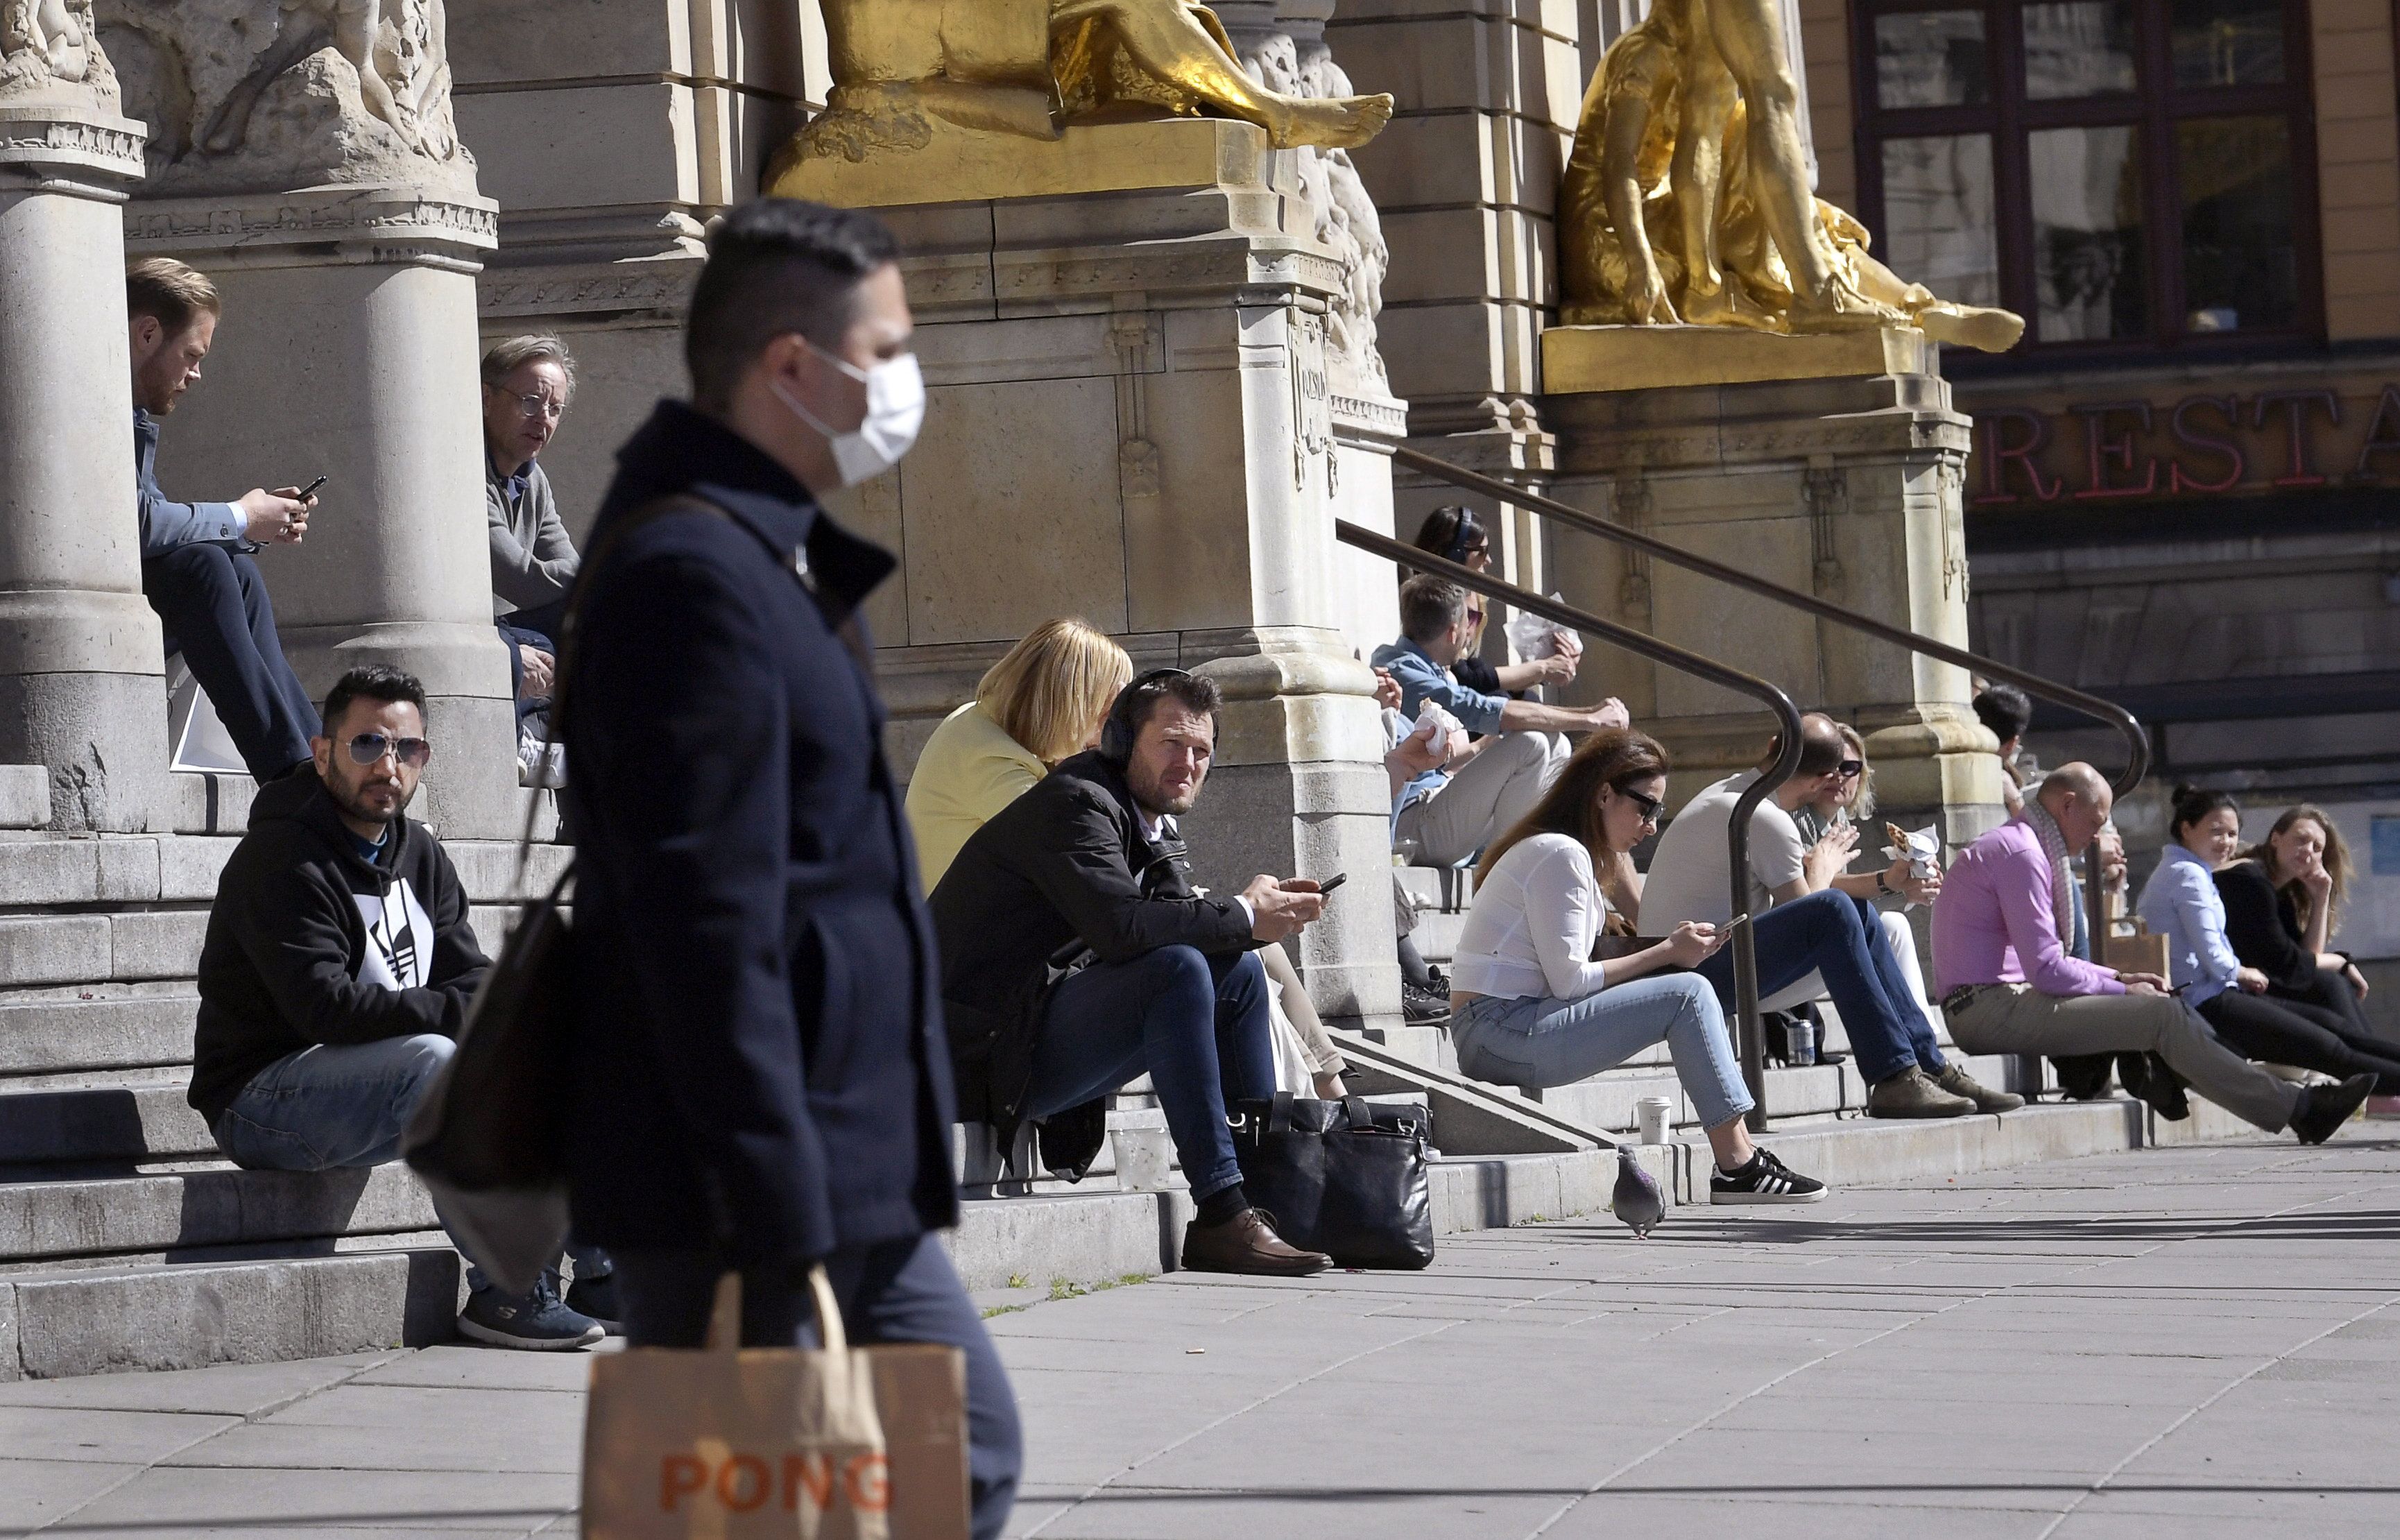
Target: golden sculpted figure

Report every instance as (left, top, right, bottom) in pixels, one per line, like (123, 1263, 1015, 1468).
(790, 0, 1393, 167)
(1560, 0, 2021, 349)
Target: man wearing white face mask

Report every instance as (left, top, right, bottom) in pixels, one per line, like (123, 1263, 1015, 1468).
(558, 200, 1020, 1540)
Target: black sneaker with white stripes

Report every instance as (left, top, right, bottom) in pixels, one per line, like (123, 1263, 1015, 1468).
(1709, 1146, 1829, 1204)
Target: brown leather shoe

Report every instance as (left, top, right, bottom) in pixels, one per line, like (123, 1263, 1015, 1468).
(1181, 1208, 1332, 1276)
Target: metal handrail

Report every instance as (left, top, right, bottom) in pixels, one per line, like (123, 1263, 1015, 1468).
(1337, 522, 1801, 1129)
(1390, 444, 2155, 1097)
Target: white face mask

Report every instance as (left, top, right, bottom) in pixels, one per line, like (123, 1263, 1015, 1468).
(770, 342, 925, 488)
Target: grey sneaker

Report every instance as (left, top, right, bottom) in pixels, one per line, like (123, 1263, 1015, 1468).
(1934, 1061, 2025, 1113)
(458, 1275, 603, 1351)
(1866, 1066, 1978, 1119)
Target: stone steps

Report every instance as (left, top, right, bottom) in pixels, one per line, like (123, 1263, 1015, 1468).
(0, 1096, 2277, 1380)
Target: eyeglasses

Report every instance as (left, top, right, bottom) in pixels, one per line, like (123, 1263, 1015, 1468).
(1619, 786, 1665, 825)
(1831, 759, 1865, 780)
(495, 388, 564, 422)
(347, 733, 432, 769)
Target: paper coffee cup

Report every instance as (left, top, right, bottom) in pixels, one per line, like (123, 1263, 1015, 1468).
(1636, 1095, 1674, 1145)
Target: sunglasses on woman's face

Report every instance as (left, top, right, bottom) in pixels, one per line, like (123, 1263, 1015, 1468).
(346, 732, 432, 769)
(1619, 786, 1665, 825)
(1831, 759, 1865, 780)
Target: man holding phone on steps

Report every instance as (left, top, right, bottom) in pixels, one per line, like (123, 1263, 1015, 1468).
(126, 258, 322, 784)
(934, 668, 1336, 1277)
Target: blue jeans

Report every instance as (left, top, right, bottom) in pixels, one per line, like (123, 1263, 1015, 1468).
(614, 1235, 1022, 1540)
(1022, 946, 1274, 1201)
(499, 597, 569, 728)
(211, 1034, 602, 1295)
(1452, 973, 1753, 1128)
(1695, 889, 1943, 1085)
(144, 542, 319, 780)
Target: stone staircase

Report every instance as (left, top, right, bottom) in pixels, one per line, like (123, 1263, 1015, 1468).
(0, 796, 2273, 1383)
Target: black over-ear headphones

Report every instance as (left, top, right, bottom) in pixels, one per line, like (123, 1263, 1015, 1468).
(1099, 667, 1196, 764)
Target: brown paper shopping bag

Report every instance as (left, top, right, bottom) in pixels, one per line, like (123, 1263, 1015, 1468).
(581, 1266, 970, 1540)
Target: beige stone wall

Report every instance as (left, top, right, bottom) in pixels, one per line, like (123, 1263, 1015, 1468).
(1332, 0, 1586, 437)
(2311, 0, 2400, 341)
(1799, 0, 1857, 216)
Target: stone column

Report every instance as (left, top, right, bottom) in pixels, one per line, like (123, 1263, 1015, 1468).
(1541, 332, 2009, 855)
(0, 28, 167, 831)
(102, 1, 517, 837)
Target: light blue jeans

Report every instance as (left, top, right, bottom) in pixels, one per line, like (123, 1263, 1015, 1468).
(1451, 973, 1754, 1129)
(212, 1033, 600, 1297)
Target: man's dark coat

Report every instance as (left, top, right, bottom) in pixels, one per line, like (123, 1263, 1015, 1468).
(563, 401, 956, 1266)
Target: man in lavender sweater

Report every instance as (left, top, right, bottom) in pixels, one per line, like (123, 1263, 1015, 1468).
(1932, 762, 2372, 1143)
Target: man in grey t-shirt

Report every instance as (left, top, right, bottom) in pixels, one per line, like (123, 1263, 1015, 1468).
(1640, 715, 2018, 1118)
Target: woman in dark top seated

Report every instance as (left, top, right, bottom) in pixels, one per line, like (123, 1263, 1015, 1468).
(1411, 505, 1578, 701)
(2215, 805, 2376, 1040)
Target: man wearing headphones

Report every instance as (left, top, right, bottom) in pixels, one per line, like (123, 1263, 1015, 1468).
(931, 668, 1334, 1276)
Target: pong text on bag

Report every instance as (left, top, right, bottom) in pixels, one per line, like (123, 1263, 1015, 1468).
(659, 1451, 891, 1514)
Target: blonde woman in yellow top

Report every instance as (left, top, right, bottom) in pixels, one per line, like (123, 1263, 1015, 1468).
(908, 618, 1351, 1097)
(908, 618, 1133, 893)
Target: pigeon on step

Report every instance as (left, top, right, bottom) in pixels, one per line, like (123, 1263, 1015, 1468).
(1613, 1145, 1665, 1238)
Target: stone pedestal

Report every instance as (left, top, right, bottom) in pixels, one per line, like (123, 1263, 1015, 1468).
(1541, 331, 2007, 852)
(124, 186, 519, 837)
(805, 118, 1406, 1033)
(0, 103, 169, 832)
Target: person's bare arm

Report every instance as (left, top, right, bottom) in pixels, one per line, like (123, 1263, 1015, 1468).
(1498, 696, 1627, 735)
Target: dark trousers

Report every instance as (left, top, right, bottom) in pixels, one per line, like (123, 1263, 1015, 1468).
(2271, 969, 2378, 1041)
(1023, 946, 1274, 1201)
(2198, 989, 2400, 1095)
(1696, 889, 1943, 1086)
(612, 1234, 1022, 1540)
(144, 543, 318, 781)
(499, 597, 569, 729)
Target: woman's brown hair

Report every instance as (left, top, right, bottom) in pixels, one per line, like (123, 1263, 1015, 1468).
(2241, 804, 2351, 935)
(1473, 728, 1670, 891)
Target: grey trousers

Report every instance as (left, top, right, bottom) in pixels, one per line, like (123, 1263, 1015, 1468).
(1396, 730, 1568, 866)
(1946, 984, 2299, 1132)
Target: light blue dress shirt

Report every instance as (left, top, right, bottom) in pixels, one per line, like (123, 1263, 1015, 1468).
(1369, 636, 1507, 822)
(2134, 841, 2244, 1005)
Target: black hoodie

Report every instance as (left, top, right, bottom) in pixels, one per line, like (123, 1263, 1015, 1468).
(188, 767, 491, 1127)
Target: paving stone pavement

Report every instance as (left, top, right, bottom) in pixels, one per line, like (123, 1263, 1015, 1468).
(2, 1129, 2395, 1538)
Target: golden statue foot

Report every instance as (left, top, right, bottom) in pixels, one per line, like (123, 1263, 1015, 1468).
(1785, 280, 1909, 334)
(1681, 282, 1783, 333)
(1260, 91, 1394, 151)
(1912, 302, 2025, 353)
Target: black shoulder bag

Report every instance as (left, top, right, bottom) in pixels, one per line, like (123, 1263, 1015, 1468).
(1226, 1092, 1436, 1269)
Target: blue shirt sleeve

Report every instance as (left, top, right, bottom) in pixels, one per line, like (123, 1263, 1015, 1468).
(1373, 642, 1506, 737)
(132, 410, 246, 556)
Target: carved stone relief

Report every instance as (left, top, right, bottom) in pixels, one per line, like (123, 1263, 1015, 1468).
(96, 0, 474, 195)
(1218, 3, 1391, 400)
(1, 0, 114, 103)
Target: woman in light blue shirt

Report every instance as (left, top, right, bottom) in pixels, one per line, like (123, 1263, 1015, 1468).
(2136, 787, 2400, 1094)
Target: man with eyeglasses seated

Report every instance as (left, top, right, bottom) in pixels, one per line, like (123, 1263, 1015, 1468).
(482, 336, 583, 780)
(1636, 713, 2020, 1119)
(186, 665, 608, 1350)
(932, 669, 1335, 1277)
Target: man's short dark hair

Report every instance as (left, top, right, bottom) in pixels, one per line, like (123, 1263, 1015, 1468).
(685, 199, 902, 414)
(1973, 683, 2033, 744)
(1399, 574, 1468, 644)
(322, 665, 427, 735)
(1106, 670, 1223, 761)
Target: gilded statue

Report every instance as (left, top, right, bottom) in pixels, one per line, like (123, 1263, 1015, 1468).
(789, 0, 1394, 169)
(1560, 0, 2022, 350)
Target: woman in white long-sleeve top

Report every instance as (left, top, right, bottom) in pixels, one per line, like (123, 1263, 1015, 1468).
(2136, 786, 2400, 1094)
(1449, 729, 1829, 1204)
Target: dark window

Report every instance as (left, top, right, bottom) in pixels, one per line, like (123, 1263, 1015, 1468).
(1854, 0, 2320, 355)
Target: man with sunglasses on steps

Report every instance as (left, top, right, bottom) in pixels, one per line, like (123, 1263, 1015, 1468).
(187, 665, 607, 1350)
(1638, 713, 2020, 1120)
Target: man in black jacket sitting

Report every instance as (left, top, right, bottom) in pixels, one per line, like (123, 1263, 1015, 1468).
(188, 665, 605, 1350)
(933, 669, 1335, 1276)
